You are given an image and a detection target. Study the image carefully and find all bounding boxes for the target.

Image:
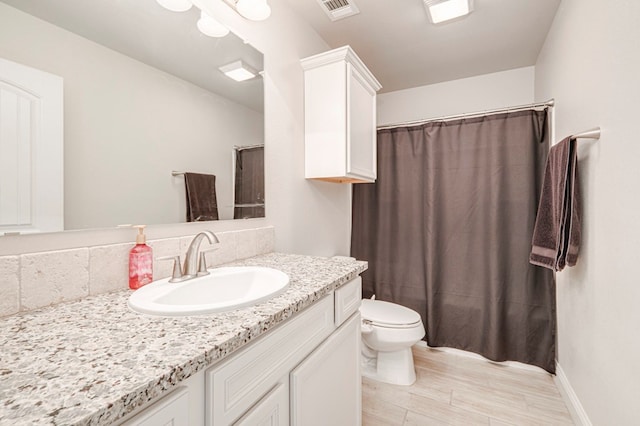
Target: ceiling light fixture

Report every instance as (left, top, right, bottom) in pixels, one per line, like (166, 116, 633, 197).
(423, 0, 473, 24)
(197, 11, 230, 37)
(155, 0, 193, 13)
(219, 60, 257, 82)
(235, 0, 272, 21)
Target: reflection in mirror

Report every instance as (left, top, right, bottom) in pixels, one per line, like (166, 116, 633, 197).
(233, 145, 265, 219)
(0, 0, 264, 235)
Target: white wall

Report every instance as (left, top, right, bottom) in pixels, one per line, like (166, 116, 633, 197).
(377, 67, 535, 126)
(194, 0, 352, 257)
(0, 0, 351, 256)
(0, 3, 263, 227)
(535, 0, 640, 424)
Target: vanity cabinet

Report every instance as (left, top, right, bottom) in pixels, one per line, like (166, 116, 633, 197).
(120, 277, 362, 426)
(302, 46, 381, 183)
(205, 296, 335, 425)
(206, 276, 362, 425)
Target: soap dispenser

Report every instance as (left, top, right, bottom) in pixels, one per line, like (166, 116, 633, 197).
(129, 225, 153, 289)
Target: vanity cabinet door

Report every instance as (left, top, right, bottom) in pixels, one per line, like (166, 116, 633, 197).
(234, 381, 288, 426)
(290, 313, 361, 426)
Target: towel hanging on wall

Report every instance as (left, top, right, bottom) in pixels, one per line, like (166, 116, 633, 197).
(530, 137, 582, 271)
(184, 172, 219, 222)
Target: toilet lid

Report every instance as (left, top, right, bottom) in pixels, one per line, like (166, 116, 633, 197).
(360, 299, 422, 327)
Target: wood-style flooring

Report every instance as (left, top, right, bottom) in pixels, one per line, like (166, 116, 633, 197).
(362, 346, 574, 425)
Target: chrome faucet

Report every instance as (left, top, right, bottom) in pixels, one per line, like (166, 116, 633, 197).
(157, 231, 219, 283)
(183, 231, 219, 277)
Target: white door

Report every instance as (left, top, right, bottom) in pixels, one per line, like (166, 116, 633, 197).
(0, 57, 63, 234)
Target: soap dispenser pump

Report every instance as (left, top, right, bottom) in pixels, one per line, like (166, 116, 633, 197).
(129, 225, 153, 289)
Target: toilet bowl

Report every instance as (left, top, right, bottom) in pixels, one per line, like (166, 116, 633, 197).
(360, 298, 425, 386)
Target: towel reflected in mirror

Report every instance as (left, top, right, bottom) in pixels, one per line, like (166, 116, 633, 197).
(184, 172, 219, 222)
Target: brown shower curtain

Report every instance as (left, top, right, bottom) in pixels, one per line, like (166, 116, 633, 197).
(351, 109, 556, 373)
(234, 146, 265, 219)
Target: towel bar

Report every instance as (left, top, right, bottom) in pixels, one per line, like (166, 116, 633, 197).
(572, 127, 601, 140)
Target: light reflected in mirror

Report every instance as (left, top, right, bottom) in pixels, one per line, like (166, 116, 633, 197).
(0, 0, 264, 234)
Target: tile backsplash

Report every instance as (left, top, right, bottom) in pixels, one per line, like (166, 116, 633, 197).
(0, 226, 274, 317)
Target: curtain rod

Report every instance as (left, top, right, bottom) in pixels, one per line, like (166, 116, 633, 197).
(377, 99, 555, 131)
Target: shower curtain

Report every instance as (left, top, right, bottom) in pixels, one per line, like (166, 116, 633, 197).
(234, 146, 265, 219)
(351, 109, 556, 373)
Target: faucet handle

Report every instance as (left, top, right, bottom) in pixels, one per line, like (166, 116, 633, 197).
(197, 247, 219, 276)
(156, 255, 186, 283)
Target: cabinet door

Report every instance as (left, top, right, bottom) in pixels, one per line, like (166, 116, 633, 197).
(346, 63, 376, 181)
(234, 381, 288, 426)
(290, 313, 361, 426)
(206, 296, 334, 425)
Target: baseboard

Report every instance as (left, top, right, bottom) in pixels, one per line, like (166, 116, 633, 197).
(554, 362, 592, 426)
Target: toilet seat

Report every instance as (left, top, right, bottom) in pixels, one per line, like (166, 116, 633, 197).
(360, 299, 422, 328)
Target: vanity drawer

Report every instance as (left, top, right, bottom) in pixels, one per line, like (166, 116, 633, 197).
(206, 295, 334, 425)
(334, 276, 362, 326)
(121, 387, 189, 426)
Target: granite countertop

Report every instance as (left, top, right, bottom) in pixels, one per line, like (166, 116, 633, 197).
(0, 253, 367, 425)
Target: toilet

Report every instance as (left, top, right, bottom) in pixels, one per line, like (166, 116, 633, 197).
(360, 298, 426, 386)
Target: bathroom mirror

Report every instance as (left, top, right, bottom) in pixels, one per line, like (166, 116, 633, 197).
(0, 0, 264, 233)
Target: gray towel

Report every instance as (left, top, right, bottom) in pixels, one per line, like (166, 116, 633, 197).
(530, 137, 581, 271)
(184, 172, 219, 222)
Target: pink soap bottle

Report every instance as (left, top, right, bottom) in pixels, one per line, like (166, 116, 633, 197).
(129, 225, 153, 290)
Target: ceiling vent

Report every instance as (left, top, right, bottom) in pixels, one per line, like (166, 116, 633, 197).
(316, 0, 360, 21)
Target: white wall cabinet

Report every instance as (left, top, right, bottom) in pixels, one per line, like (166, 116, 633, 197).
(302, 46, 381, 183)
(119, 278, 362, 426)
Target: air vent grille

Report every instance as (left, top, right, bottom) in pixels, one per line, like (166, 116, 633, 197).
(316, 0, 360, 21)
(324, 0, 349, 11)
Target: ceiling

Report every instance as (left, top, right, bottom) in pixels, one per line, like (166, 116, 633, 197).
(284, 0, 561, 93)
(1, 0, 264, 111)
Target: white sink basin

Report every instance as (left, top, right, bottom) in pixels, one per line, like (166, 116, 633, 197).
(128, 266, 290, 316)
